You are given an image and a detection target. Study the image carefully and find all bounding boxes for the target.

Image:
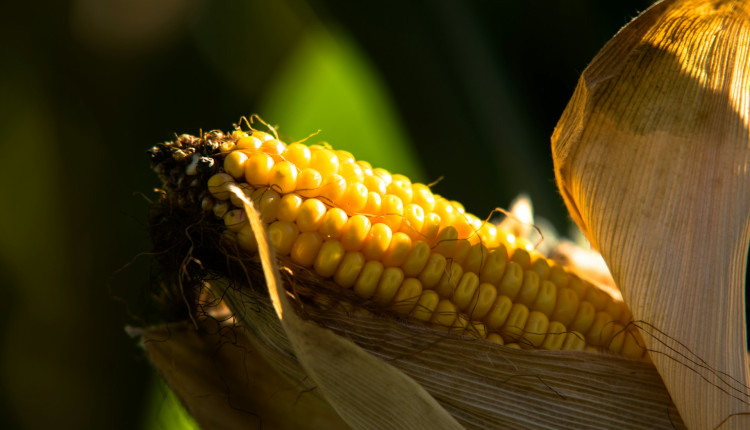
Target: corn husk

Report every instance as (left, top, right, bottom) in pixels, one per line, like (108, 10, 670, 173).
(552, 0, 750, 428)
(139, 189, 685, 429)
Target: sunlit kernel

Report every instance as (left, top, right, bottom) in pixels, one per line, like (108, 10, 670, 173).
(283, 143, 311, 169)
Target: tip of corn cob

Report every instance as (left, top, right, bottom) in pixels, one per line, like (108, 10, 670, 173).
(147, 120, 648, 361)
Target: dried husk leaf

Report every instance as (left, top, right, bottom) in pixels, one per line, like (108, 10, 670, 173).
(211, 277, 684, 429)
(552, 0, 750, 428)
(137, 319, 350, 430)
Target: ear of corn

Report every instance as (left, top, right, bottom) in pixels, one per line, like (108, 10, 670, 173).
(156, 126, 646, 360)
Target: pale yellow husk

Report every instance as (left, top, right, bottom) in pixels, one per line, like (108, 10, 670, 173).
(552, 0, 750, 428)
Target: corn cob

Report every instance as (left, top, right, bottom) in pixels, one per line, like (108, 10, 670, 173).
(150, 125, 647, 360)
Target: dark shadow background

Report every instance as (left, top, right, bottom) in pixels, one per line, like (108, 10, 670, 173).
(0, 1, 677, 429)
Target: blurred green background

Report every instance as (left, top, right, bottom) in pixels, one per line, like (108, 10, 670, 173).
(0, 1, 656, 429)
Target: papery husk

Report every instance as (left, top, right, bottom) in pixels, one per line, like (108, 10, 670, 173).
(140, 189, 686, 429)
(136, 319, 350, 430)
(552, 0, 750, 428)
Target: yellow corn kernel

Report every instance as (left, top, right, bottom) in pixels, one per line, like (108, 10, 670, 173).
(297, 198, 327, 232)
(496, 260, 523, 300)
(363, 175, 386, 195)
(586, 311, 615, 347)
(522, 311, 549, 348)
(477, 222, 499, 248)
(502, 303, 529, 342)
(451, 314, 469, 334)
(314, 240, 346, 278)
(551, 288, 580, 326)
(466, 282, 497, 320)
(532, 280, 557, 317)
(510, 248, 531, 270)
(621, 328, 646, 359)
(245, 152, 275, 186)
(411, 183, 435, 213)
(362, 191, 382, 216)
(353, 261, 385, 298)
(400, 203, 425, 237)
(291, 231, 323, 267)
(605, 300, 625, 323)
(223, 209, 247, 232)
(212, 200, 230, 218)
(433, 198, 457, 228)
(412, 290, 440, 322)
(586, 285, 611, 312)
(236, 134, 263, 151)
(267, 220, 299, 256)
(561, 331, 586, 351)
(480, 247, 509, 285)
(319, 207, 348, 239)
(455, 237, 472, 259)
(251, 188, 281, 223)
(380, 194, 404, 231)
(570, 301, 596, 334)
(309, 147, 339, 177)
(296, 168, 323, 197)
(382, 232, 412, 268)
(339, 160, 364, 183)
(277, 193, 304, 223)
(418, 253, 447, 288)
(531, 257, 550, 280)
(567, 275, 587, 300)
(391, 278, 423, 314)
(541, 321, 568, 350)
(373, 267, 405, 304)
(338, 181, 368, 214)
(261, 139, 286, 155)
(334, 251, 366, 288)
(487, 333, 505, 345)
(453, 213, 475, 241)
(224, 150, 249, 179)
(357, 160, 373, 177)
(269, 161, 298, 194)
(433, 226, 459, 258)
(451, 272, 479, 311)
(548, 264, 570, 289)
(208, 173, 235, 200)
(320, 174, 347, 202)
(463, 243, 488, 275)
(420, 212, 441, 244)
(252, 130, 275, 142)
(500, 231, 517, 251)
(236, 224, 258, 252)
(362, 223, 392, 261)
(434, 260, 464, 298)
(283, 142, 311, 169)
(430, 299, 458, 329)
(372, 168, 392, 185)
(402, 240, 431, 276)
(334, 149, 355, 164)
(466, 321, 487, 339)
(485, 295, 513, 331)
(386, 174, 413, 204)
(340, 215, 371, 252)
(607, 323, 626, 354)
(515, 270, 540, 307)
